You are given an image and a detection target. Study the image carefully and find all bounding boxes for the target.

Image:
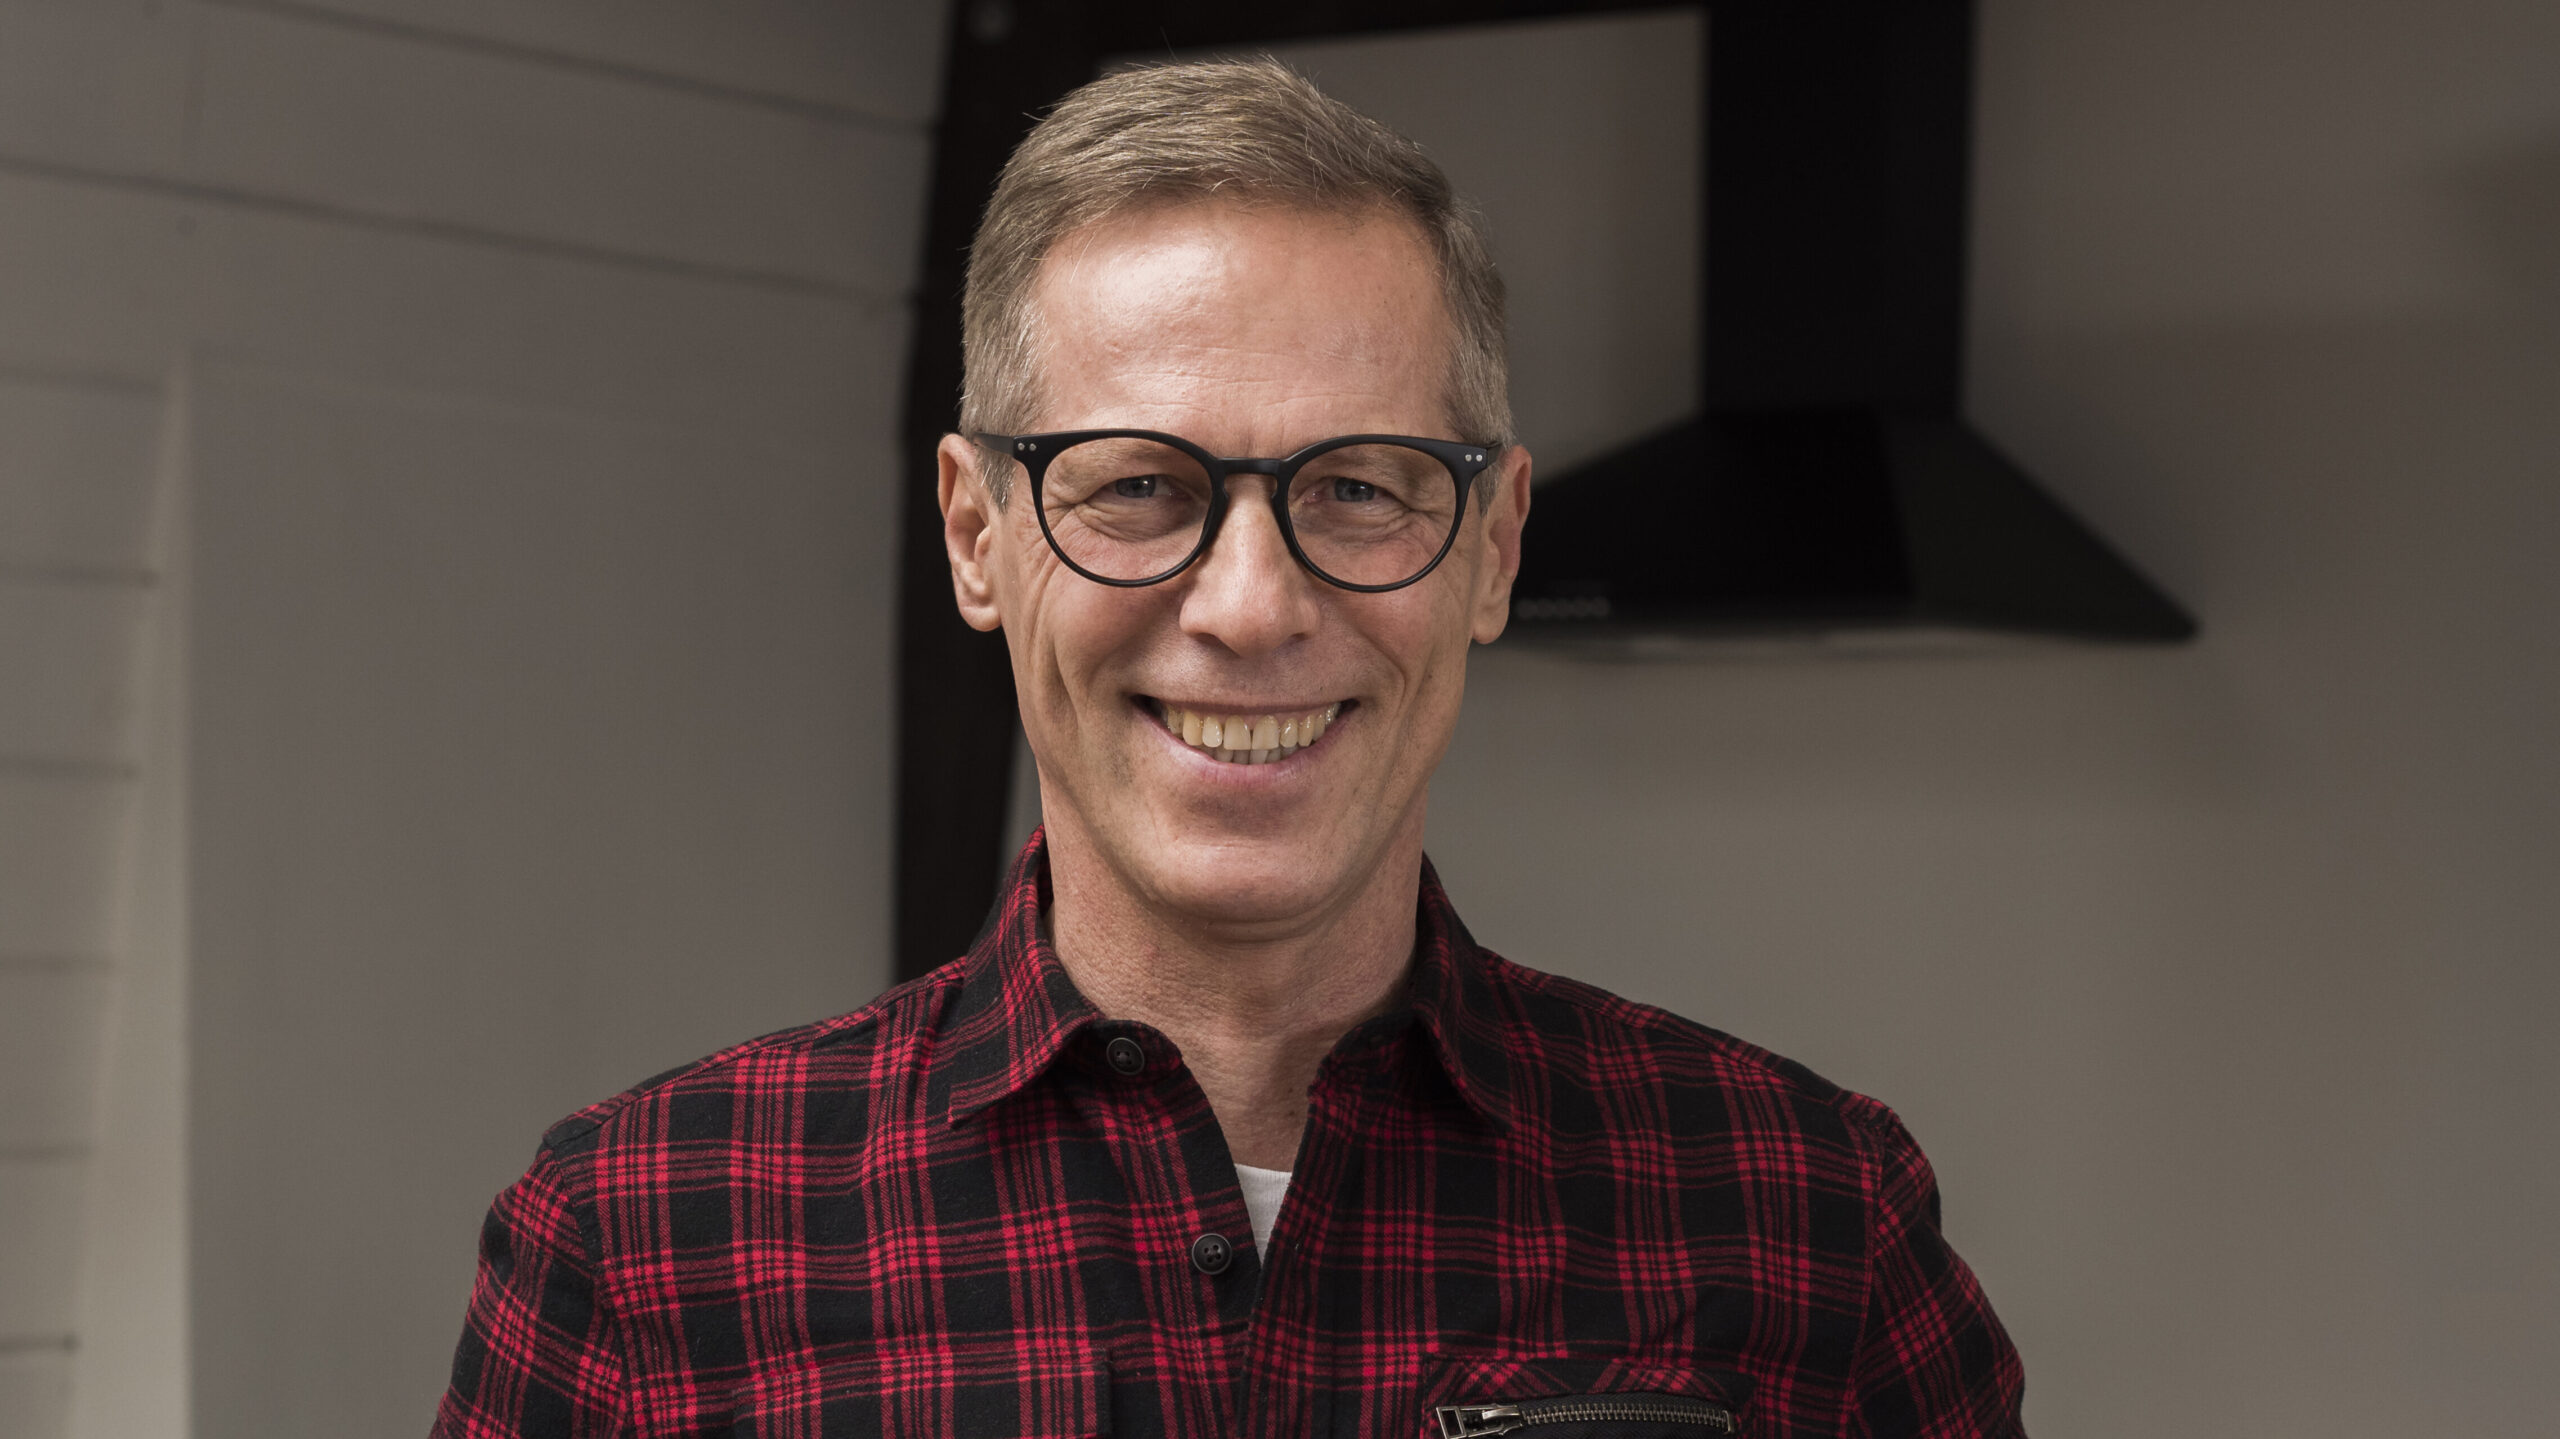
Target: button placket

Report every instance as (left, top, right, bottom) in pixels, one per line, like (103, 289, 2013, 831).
(1096, 1024, 1263, 1340)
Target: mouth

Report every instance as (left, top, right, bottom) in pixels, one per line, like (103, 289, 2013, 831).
(1144, 697, 1349, 766)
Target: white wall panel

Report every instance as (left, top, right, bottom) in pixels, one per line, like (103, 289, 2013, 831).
(0, 1157, 86, 1340)
(0, 581, 152, 762)
(0, 778, 127, 957)
(60, 404, 187, 1439)
(0, 0, 190, 176)
(188, 203, 902, 443)
(0, 175, 190, 383)
(187, 363, 892, 1438)
(258, 0, 948, 122)
(0, 964, 111, 1151)
(0, 1349, 72, 1439)
(192, 4, 932, 293)
(0, 381, 164, 574)
(0, 5, 941, 1432)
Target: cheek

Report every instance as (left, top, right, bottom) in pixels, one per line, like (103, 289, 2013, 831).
(1374, 588, 1478, 719)
(1007, 568, 1161, 712)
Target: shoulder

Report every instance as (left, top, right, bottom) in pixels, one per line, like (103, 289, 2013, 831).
(529, 963, 970, 1164)
(1470, 946, 1913, 1155)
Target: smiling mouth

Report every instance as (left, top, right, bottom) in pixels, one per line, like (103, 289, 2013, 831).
(1148, 698, 1347, 766)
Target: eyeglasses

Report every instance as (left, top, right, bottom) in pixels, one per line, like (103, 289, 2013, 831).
(973, 429, 1501, 593)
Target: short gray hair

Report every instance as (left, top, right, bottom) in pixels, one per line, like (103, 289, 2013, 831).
(959, 56, 1512, 502)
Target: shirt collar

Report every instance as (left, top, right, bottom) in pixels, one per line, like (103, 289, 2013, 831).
(933, 830, 1517, 1134)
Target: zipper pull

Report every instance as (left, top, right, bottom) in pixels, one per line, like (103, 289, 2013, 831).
(1436, 1404, 1526, 1438)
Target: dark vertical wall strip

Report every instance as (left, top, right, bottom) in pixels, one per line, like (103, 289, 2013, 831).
(892, 1, 1968, 981)
(893, 3, 1101, 983)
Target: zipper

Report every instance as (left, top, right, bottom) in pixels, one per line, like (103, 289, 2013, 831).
(1435, 1393, 1738, 1438)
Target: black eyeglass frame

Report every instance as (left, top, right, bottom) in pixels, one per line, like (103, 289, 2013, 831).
(974, 429, 1502, 593)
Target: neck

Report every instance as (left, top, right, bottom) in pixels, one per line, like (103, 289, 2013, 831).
(1041, 815, 1423, 1170)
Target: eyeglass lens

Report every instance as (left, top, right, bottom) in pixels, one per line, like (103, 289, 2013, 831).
(1037, 438, 1461, 587)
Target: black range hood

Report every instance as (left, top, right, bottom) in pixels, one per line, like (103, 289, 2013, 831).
(1504, 1, 2195, 649)
(1509, 408, 2197, 648)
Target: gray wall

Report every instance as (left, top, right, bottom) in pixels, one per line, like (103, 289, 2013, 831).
(1260, 5, 2558, 1437)
(0, 2, 939, 1435)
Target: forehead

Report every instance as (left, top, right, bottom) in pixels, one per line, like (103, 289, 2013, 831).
(1023, 200, 1455, 445)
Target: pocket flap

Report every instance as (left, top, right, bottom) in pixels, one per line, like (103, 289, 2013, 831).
(728, 1343, 1111, 1438)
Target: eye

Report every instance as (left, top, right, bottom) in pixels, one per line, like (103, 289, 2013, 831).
(1331, 478, 1379, 503)
(1110, 475, 1161, 499)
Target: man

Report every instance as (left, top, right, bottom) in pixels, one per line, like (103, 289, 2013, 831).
(436, 59, 2024, 1439)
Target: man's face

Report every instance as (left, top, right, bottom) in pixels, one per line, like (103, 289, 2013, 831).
(940, 201, 1529, 936)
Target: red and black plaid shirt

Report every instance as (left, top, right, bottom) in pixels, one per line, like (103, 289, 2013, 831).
(436, 834, 2025, 1437)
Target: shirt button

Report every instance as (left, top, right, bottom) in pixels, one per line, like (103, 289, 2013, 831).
(1189, 1231, 1234, 1276)
(1104, 1036, 1146, 1076)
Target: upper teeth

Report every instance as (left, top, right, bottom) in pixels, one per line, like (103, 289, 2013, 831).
(1159, 701, 1341, 765)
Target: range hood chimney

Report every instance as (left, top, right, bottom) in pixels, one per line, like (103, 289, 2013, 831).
(1505, 0, 2193, 650)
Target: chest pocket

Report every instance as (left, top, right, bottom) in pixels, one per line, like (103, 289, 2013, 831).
(1421, 1356, 1750, 1439)
(725, 1343, 1110, 1438)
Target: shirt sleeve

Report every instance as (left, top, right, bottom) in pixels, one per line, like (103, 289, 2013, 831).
(1847, 1108, 2028, 1438)
(432, 1142, 629, 1438)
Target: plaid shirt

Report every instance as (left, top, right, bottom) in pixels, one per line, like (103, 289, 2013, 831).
(436, 834, 2024, 1438)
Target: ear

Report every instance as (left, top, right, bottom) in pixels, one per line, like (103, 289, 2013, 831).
(1468, 445, 1533, 644)
(939, 433, 1006, 633)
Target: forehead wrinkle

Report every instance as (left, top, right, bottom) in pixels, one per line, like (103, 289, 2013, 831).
(1059, 276, 1429, 367)
(1048, 309, 1444, 420)
(1087, 337, 1420, 399)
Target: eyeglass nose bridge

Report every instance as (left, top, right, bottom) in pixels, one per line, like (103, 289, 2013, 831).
(1191, 456, 1299, 555)
(1203, 455, 1292, 510)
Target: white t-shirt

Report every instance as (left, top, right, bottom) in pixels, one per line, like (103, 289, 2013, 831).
(1234, 1163, 1292, 1257)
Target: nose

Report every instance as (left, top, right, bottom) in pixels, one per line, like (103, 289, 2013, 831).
(1177, 477, 1321, 657)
